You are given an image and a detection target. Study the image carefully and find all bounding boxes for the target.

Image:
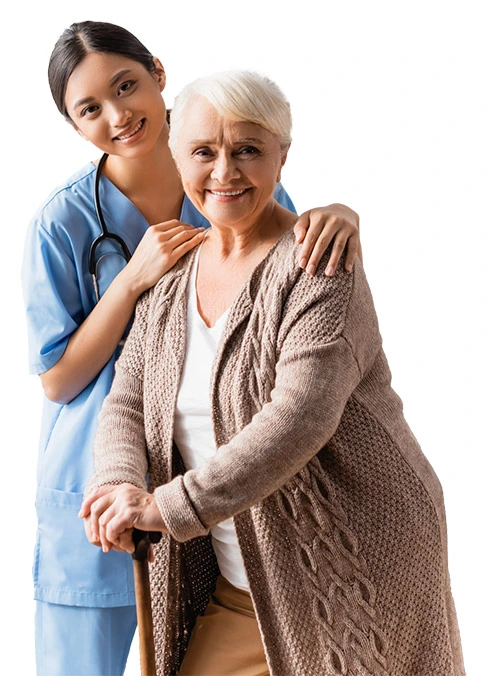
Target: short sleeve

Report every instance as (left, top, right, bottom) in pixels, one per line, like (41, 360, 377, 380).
(22, 217, 82, 375)
(274, 183, 297, 214)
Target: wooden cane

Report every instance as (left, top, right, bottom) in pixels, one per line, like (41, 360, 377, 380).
(132, 529, 162, 676)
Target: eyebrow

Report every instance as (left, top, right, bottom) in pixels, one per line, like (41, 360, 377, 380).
(188, 137, 267, 146)
(72, 69, 133, 111)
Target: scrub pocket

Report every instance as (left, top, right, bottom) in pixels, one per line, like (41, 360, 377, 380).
(34, 487, 135, 607)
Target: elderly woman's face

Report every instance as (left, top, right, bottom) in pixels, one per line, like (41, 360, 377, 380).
(173, 96, 288, 230)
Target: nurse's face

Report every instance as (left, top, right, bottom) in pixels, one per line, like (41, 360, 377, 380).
(64, 52, 167, 158)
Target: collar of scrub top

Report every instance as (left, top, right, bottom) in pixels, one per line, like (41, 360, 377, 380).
(89, 152, 132, 303)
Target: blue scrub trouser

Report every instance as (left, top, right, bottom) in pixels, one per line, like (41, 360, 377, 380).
(35, 601, 137, 676)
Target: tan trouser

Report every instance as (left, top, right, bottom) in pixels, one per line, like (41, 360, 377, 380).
(178, 576, 270, 676)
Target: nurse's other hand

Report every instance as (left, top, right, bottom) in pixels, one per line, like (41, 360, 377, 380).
(294, 203, 361, 276)
(123, 220, 206, 296)
(80, 483, 165, 554)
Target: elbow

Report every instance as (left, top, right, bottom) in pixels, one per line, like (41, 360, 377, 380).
(40, 373, 75, 405)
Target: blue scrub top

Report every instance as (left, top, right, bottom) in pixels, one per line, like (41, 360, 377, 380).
(22, 162, 296, 608)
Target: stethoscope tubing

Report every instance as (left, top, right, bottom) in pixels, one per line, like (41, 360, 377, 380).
(89, 153, 132, 302)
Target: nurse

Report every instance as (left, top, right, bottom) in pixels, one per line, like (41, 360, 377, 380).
(22, 20, 362, 676)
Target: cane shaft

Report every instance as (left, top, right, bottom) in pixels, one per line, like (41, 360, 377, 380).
(133, 557, 156, 676)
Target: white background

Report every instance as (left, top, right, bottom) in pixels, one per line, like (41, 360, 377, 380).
(2, 1, 495, 673)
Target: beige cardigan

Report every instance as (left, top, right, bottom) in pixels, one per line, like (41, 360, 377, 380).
(89, 229, 464, 675)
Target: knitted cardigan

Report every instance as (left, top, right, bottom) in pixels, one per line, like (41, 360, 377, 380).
(88, 229, 465, 676)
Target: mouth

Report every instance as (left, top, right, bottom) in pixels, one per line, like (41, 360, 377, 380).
(114, 119, 144, 141)
(207, 188, 250, 198)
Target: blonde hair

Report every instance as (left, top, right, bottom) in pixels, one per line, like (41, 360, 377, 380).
(169, 70, 292, 156)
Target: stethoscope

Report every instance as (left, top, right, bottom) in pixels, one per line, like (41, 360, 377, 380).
(89, 152, 132, 303)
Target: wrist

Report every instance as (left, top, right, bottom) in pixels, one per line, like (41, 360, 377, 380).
(144, 493, 167, 532)
(115, 265, 146, 301)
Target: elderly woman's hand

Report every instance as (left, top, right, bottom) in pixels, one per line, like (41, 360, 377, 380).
(294, 203, 362, 276)
(79, 483, 166, 554)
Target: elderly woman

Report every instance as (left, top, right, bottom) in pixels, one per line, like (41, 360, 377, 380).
(81, 71, 465, 676)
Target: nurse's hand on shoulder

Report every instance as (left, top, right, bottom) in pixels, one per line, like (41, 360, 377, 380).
(79, 483, 166, 555)
(122, 220, 206, 296)
(294, 203, 362, 276)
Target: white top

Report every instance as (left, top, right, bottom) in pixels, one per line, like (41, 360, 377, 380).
(173, 248, 250, 591)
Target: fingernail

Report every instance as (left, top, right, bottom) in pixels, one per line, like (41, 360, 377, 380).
(346, 263, 353, 272)
(325, 266, 334, 276)
(299, 257, 307, 269)
(306, 263, 316, 276)
(295, 230, 304, 243)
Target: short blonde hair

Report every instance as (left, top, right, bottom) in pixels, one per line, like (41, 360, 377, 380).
(169, 70, 292, 157)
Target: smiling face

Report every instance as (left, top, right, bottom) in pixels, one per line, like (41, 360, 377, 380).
(64, 51, 167, 157)
(173, 96, 288, 231)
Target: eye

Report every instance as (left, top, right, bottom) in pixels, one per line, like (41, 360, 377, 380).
(118, 80, 136, 95)
(81, 104, 100, 117)
(236, 146, 261, 157)
(192, 147, 215, 160)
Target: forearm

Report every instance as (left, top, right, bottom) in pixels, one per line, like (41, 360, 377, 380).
(86, 367, 149, 495)
(40, 267, 143, 404)
(155, 339, 362, 542)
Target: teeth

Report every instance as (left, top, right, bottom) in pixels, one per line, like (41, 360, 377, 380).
(116, 120, 143, 140)
(210, 189, 246, 196)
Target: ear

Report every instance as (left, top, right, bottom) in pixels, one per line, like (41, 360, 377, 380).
(276, 143, 290, 183)
(152, 57, 166, 92)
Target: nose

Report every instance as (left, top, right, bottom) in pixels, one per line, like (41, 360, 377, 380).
(211, 151, 241, 185)
(109, 102, 132, 128)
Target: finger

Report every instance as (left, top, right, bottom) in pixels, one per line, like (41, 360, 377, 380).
(165, 226, 206, 249)
(343, 233, 360, 273)
(96, 500, 120, 553)
(151, 219, 197, 232)
(169, 231, 206, 263)
(143, 224, 199, 250)
(117, 529, 135, 554)
(98, 515, 115, 553)
(79, 485, 116, 518)
(148, 544, 155, 564)
(324, 236, 347, 276)
(293, 211, 311, 244)
(89, 494, 116, 545)
(83, 515, 101, 546)
(105, 512, 134, 551)
(299, 217, 339, 271)
(305, 229, 338, 276)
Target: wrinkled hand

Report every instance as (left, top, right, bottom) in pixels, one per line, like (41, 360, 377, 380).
(294, 203, 361, 276)
(124, 220, 206, 295)
(79, 483, 165, 554)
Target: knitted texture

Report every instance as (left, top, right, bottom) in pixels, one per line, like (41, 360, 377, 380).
(88, 229, 464, 675)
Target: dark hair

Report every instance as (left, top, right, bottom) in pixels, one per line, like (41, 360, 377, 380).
(48, 21, 156, 118)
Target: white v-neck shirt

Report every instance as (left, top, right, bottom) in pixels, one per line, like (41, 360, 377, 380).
(173, 248, 249, 591)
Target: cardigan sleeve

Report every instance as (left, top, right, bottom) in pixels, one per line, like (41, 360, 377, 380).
(85, 291, 151, 496)
(155, 259, 383, 542)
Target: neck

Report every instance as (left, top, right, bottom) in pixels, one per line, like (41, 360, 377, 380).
(102, 125, 181, 201)
(205, 202, 295, 261)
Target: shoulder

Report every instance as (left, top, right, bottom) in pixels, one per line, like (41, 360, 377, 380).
(261, 228, 355, 311)
(258, 230, 380, 351)
(28, 163, 97, 241)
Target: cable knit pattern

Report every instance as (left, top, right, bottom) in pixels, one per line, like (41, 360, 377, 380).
(88, 229, 464, 675)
